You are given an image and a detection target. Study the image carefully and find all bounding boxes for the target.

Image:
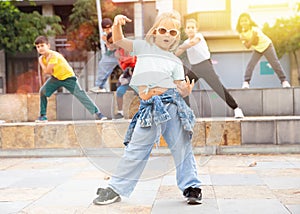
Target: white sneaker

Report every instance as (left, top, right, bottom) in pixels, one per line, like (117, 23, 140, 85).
(89, 87, 107, 93)
(234, 107, 244, 118)
(242, 81, 249, 89)
(282, 80, 291, 88)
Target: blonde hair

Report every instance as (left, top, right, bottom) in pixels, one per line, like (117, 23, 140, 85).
(145, 11, 181, 51)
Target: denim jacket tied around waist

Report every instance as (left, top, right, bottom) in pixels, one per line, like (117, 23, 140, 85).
(124, 88, 196, 146)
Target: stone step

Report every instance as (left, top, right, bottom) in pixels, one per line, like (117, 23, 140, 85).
(1, 87, 300, 122)
(0, 116, 299, 155)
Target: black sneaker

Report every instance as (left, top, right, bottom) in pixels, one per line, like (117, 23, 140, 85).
(183, 187, 202, 205)
(113, 113, 124, 120)
(93, 187, 121, 205)
(95, 112, 107, 120)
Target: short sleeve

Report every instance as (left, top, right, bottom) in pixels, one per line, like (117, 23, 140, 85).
(131, 40, 147, 56)
(48, 55, 58, 65)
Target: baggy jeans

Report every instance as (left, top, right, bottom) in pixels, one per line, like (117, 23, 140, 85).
(39, 76, 99, 116)
(108, 103, 201, 197)
(244, 43, 287, 83)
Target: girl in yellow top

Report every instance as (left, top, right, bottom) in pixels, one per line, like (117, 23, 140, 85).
(236, 13, 290, 89)
(34, 36, 107, 122)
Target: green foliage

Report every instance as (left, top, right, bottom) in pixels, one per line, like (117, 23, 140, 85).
(0, 1, 63, 54)
(67, 0, 122, 52)
(263, 15, 300, 59)
(67, 0, 99, 51)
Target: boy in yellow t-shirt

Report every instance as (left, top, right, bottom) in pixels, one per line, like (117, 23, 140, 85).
(34, 36, 107, 122)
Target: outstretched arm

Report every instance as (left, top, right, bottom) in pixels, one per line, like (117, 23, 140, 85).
(112, 15, 133, 53)
(174, 37, 200, 56)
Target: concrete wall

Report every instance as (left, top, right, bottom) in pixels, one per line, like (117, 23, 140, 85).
(0, 87, 299, 122)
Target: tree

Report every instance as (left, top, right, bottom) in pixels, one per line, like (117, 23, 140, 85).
(0, 1, 63, 54)
(263, 14, 300, 83)
(67, 0, 122, 52)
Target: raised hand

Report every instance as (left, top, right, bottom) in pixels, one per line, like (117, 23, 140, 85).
(113, 15, 132, 26)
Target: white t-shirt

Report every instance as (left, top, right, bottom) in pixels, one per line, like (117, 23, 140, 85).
(129, 40, 184, 92)
(185, 33, 210, 65)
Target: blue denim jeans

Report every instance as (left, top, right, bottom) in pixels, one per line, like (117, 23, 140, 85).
(95, 53, 119, 88)
(108, 99, 201, 197)
(116, 84, 129, 97)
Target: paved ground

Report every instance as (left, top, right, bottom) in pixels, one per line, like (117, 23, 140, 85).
(0, 153, 300, 214)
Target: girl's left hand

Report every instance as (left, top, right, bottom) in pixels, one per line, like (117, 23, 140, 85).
(113, 15, 132, 26)
(176, 76, 195, 97)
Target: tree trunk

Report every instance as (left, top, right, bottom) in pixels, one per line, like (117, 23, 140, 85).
(293, 51, 300, 84)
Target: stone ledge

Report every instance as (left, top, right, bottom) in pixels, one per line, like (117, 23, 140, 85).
(1, 144, 300, 158)
(1, 116, 299, 152)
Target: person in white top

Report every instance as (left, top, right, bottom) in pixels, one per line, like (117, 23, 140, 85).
(93, 11, 202, 206)
(175, 18, 244, 118)
(236, 13, 291, 89)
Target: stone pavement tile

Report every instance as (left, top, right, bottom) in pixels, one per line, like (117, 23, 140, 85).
(73, 167, 110, 180)
(213, 186, 275, 199)
(7, 157, 89, 171)
(86, 203, 152, 214)
(199, 174, 212, 185)
(161, 175, 176, 186)
(11, 173, 77, 188)
(217, 199, 290, 214)
(280, 154, 300, 161)
(271, 189, 300, 204)
(0, 187, 50, 201)
(210, 174, 263, 186)
(201, 186, 216, 199)
(290, 161, 300, 168)
(262, 177, 300, 189)
(0, 158, 28, 170)
(0, 172, 23, 188)
(286, 204, 300, 214)
(53, 179, 107, 192)
(156, 186, 183, 200)
(28, 189, 95, 207)
(152, 199, 219, 214)
(202, 155, 247, 167)
(207, 166, 256, 174)
(257, 169, 300, 177)
(252, 161, 296, 169)
(197, 166, 210, 174)
(23, 205, 88, 214)
(128, 190, 158, 206)
(0, 201, 28, 214)
(134, 178, 162, 191)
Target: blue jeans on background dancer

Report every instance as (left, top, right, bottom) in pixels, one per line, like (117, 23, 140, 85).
(95, 53, 119, 89)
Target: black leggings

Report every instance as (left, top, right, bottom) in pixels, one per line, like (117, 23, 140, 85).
(184, 59, 238, 110)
